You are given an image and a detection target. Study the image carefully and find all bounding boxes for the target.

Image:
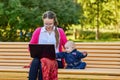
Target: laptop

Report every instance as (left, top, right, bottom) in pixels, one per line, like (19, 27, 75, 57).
(29, 44, 56, 60)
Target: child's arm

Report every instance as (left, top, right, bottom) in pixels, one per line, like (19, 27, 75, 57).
(56, 52, 65, 58)
(77, 50, 88, 58)
(82, 51, 88, 56)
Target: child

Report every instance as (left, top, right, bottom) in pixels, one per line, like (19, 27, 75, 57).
(56, 41, 87, 69)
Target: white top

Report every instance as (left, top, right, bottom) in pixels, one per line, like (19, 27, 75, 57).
(38, 26, 59, 53)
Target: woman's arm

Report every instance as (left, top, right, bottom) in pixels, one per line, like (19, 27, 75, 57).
(58, 28, 67, 52)
(29, 27, 41, 44)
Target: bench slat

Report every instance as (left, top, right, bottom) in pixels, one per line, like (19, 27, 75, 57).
(58, 74, 120, 80)
(75, 42, 120, 46)
(0, 60, 31, 63)
(87, 65, 120, 69)
(0, 63, 29, 66)
(86, 61, 120, 65)
(0, 53, 29, 56)
(58, 69, 120, 75)
(76, 46, 120, 50)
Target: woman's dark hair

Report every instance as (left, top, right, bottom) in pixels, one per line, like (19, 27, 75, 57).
(42, 11, 59, 48)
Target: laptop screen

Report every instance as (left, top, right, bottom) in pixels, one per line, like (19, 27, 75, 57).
(29, 44, 56, 60)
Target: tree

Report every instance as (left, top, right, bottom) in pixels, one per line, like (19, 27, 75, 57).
(78, 0, 120, 40)
(0, 0, 83, 41)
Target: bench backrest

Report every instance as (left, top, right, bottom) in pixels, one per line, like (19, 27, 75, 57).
(0, 42, 120, 69)
(75, 42, 120, 69)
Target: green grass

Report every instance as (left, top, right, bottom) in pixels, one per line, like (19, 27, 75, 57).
(67, 35, 120, 42)
(66, 28, 120, 42)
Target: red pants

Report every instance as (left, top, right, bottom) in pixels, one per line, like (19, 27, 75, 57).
(41, 58, 58, 80)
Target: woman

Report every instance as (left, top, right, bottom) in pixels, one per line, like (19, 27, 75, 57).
(28, 11, 67, 80)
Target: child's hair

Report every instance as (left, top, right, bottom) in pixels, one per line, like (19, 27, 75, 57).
(65, 41, 75, 49)
(42, 11, 59, 48)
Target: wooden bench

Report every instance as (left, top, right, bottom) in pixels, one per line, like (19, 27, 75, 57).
(0, 42, 120, 80)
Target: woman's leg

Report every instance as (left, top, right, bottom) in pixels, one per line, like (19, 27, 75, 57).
(49, 60, 58, 80)
(57, 60, 64, 68)
(28, 58, 42, 80)
(38, 63, 43, 80)
(41, 58, 58, 80)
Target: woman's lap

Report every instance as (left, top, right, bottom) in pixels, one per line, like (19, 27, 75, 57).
(29, 58, 63, 80)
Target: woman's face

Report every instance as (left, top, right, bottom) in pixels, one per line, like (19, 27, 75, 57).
(43, 18, 54, 29)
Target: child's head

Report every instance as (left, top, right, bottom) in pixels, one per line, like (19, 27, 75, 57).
(64, 41, 75, 53)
